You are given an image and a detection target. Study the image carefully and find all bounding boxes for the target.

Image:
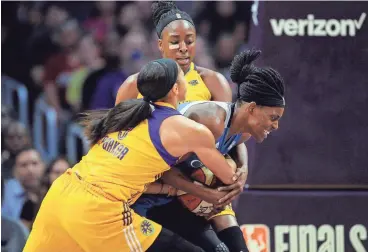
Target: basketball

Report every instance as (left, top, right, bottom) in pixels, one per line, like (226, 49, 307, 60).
(177, 155, 237, 214)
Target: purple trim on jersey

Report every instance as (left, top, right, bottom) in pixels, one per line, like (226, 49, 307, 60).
(148, 105, 181, 166)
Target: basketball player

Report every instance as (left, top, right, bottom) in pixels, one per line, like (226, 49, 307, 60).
(23, 59, 239, 252)
(116, 1, 233, 104)
(115, 1, 248, 243)
(133, 50, 286, 252)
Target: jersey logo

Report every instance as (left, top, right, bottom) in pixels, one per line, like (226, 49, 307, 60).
(188, 80, 199, 86)
(140, 219, 155, 236)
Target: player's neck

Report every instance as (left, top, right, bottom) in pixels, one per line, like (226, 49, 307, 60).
(182, 64, 191, 75)
(230, 109, 250, 135)
(155, 97, 177, 109)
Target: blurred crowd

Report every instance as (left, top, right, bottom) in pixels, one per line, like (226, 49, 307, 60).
(1, 1, 251, 249)
(2, 1, 251, 118)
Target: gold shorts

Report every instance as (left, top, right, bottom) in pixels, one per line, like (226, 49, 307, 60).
(24, 169, 161, 252)
(208, 204, 235, 220)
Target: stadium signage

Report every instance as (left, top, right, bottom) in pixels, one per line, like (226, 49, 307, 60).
(241, 224, 367, 252)
(270, 13, 366, 37)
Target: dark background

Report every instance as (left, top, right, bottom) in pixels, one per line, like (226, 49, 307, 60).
(245, 1, 368, 186)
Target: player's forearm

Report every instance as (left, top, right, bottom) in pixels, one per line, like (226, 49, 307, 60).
(234, 143, 248, 169)
(144, 182, 175, 195)
(144, 182, 165, 194)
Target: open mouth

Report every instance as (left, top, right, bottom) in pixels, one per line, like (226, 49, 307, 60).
(263, 130, 270, 139)
(176, 57, 190, 65)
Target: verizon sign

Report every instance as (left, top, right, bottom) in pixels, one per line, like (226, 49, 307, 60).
(270, 13, 366, 37)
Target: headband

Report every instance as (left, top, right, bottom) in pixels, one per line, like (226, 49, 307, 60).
(143, 58, 178, 102)
(156, 11, 195, 37)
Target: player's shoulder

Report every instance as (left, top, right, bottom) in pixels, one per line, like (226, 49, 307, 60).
(185, 102, 227, 138)
(124, 72, 139, 85)
(196, 66, 227, 84)
(196, 65, 232, 101)
(187, 101, 228, 117)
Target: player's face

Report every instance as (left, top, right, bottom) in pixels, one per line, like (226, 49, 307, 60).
(159, 20, 196, 73)
(248, 105, 284, 143)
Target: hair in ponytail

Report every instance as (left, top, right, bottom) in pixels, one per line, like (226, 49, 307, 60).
(80, 101, 152, 145)
(79, 58, 179, 145)
(230, 49, 285, 107)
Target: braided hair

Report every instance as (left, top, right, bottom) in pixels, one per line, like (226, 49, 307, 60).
(151, 1, 195, 37)
(230, 49, 285, 107)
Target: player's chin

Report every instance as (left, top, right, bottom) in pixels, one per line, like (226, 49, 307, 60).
(178, 61, 191, 71)
(254, 134, 265, 143)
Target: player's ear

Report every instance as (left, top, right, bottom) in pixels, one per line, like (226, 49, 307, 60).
(171, 83, 179, 96)
(158, 39, 164, 54)
(248, 102, 257, 114)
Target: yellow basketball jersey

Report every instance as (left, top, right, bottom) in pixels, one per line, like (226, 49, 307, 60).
(72, 102, 180, 205)
(137, 62, 211, 103)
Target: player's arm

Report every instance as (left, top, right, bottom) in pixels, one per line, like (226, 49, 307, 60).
(233, 143, 248, 173)
(164, 117, 236, 185)
(160, 167, 227, 204)
(185, 123, 235, 185)
(143, 182, 174, 195)
(217, 142, 249, 205)
(202, 69, 233, 102)
(142, 172, 226, 205)
(115, 73, 139, 105)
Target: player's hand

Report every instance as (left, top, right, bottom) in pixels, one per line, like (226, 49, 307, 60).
(232, 165, 248, 182)
(203, 188, 228, 205)
(216, 166, 248, 207)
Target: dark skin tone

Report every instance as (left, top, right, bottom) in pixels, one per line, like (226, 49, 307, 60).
(115, 19, 245, 203)
(182, 101, 284, 231)
(115, 20, 232, 104)
(115, 19, 252, 231)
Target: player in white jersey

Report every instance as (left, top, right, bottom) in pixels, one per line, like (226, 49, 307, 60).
(133, 49, 286, 252)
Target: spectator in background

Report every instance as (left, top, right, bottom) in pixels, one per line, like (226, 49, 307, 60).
(2, 122, 32, 180)
(83, 1, 116, 43)
(43, 19, 81, 115)
(20, 157, 70, 230)
(194, 35, 216, 69)
(40, 157, 70, 199)
(1, 106, 16, 134)
(66, 33, 106, 112)
(135, 1, 155, 33)
(115, 3, 142, 37)
(28, 2, 70, 70)
(214, 33, 237, 72)
(1, 177, 29, 252)
(2, 147, 45, 220)
(27, 3, 70, 105)
(85, 30, 149, 110)
(119, 30, 150, 74)
(147, 29, 162, 60)
(196, 1, 250, 45)
(103, 30, 121, 58)
(79, 33, 123, 111)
